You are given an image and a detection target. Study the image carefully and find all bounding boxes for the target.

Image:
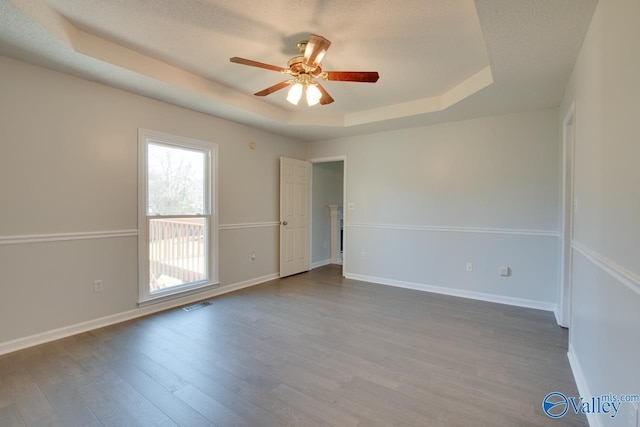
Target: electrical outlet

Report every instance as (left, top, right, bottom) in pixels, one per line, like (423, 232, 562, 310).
(348, 203, 355, 210)
(360, 251, 366, 260)
(499, 266, 511, 277)
(465, 262, 473, 272)
(93, 280, 103, 293)
(249, 252, 256, 262)
(630, 402, 639, 427)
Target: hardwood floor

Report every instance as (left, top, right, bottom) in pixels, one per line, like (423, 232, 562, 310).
(0, 265, 586, 426)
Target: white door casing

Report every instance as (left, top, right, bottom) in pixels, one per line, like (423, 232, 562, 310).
(280, 157, 311, 277)
(559, 102, 576, 328)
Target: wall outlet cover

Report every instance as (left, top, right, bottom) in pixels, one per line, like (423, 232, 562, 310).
(93, 280, 103, 293)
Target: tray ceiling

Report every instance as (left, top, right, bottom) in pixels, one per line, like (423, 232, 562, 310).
(0, 0, 597, 141)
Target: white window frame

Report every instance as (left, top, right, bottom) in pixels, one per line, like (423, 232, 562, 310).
(137, 129, 219, 305)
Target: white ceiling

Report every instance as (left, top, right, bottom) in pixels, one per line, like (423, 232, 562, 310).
(0, 0, 597, 141)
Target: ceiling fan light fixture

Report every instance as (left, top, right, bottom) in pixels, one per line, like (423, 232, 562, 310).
(314, 50, 327, 65)
(286, 82, 303, 105)
(230, 34, 379, 107)
(306, 84, 322, 106)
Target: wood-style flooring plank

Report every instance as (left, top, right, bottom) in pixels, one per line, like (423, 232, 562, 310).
(75, 381, 142, 427)
(0, 403, 26, 427)
(97, 379, 175, 426)
(270, 383, 360, 427)
(0, 265, 586, 426)
(37, 381, 98, 427)
(107, 359, 213, 427)
(174, 385, 248, 426)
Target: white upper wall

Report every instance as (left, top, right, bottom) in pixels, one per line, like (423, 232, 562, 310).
(309, 108, 560, 232)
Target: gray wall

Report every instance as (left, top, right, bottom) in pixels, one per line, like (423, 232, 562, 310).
(0, 56, 305, 345)
(308, 108, 561, 309)
(559, 0, 640, 424)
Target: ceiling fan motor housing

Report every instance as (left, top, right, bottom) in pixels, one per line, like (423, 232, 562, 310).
(287, 56, 323, 77)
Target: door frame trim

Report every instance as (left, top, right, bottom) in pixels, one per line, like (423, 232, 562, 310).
(559, 101, 576, 328)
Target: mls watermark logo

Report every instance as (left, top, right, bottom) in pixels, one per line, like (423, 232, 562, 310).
(543, 392, 569, 418)
(543, 392, 640, 419)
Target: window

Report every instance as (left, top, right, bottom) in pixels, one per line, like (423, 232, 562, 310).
(138, 129, 218, 304)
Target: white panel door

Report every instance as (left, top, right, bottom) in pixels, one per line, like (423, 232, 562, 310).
(280, 157, 311, 277)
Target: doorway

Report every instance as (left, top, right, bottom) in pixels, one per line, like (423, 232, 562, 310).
(309, 156, 346, 276)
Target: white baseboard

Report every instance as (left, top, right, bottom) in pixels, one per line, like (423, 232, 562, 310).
(567, 346, 600, 427)
(0, 273, 279, 356)
(311, 259, 331, 269)
(344, 273, 557, 313)
(553, 307, 563, 327)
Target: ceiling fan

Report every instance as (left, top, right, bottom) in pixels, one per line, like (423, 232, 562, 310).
(230, 34, 379, 106)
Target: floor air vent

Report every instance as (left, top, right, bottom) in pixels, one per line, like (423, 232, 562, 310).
(182, 301, 212, 312)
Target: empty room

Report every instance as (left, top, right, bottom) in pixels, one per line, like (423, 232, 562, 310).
(0, 0, 638, 426)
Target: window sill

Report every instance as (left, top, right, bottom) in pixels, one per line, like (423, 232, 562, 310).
(138, 281, 220, 307)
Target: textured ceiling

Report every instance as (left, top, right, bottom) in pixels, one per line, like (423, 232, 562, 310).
(0, 0, 597, 141)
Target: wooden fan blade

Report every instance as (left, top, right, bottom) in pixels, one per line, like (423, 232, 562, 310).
(326, 71, 380, 83)
(303, 34, 331, 69)
(316, 83, 334, 105)
(230, 57, 287, 73)
(254, 80, 292, 96)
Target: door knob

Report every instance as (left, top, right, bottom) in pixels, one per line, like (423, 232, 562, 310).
(281, 221, 288, 226)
